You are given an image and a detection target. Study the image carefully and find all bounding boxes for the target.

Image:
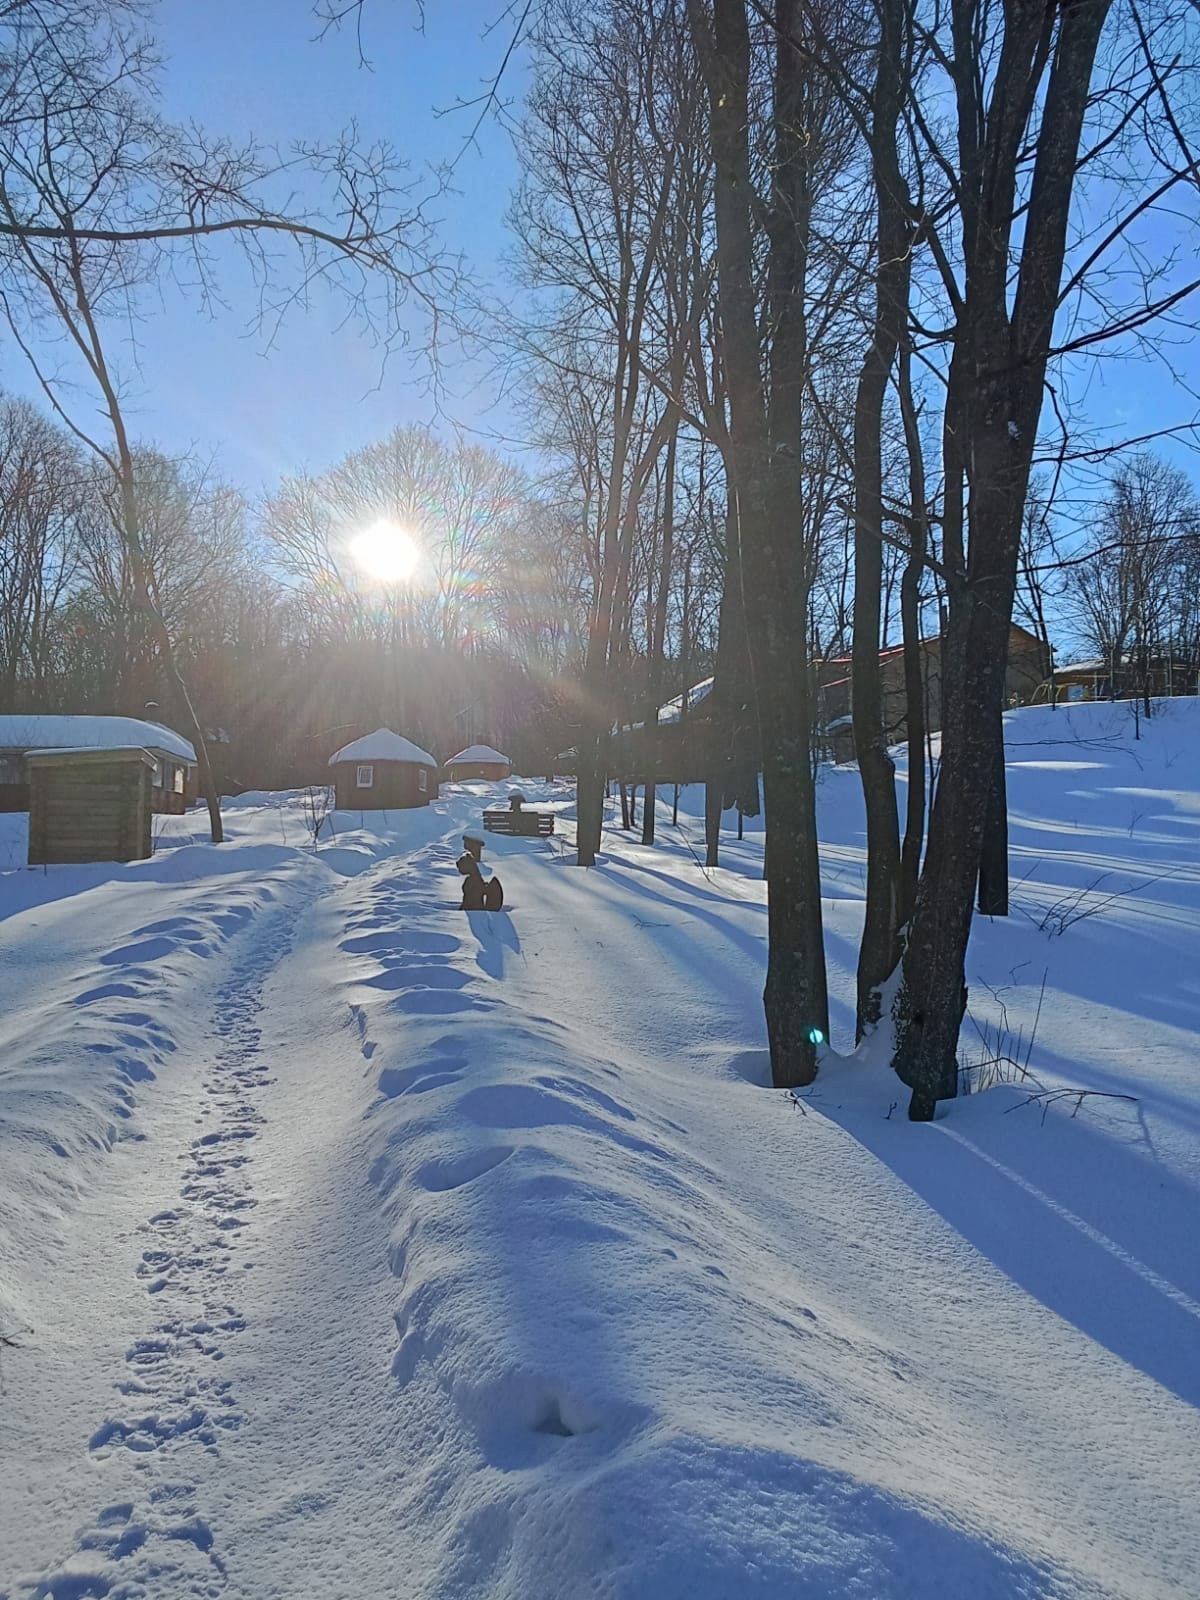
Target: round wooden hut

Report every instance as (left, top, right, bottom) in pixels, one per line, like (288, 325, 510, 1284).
(444, 743, 512, 781)
(328, 729, 438, 810)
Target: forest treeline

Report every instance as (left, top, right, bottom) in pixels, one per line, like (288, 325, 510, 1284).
(4, 397, 1196, 791)
(2, 0, 1199, 1116)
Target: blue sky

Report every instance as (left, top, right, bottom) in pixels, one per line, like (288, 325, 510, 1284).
(1, 1, 1196, 505)
(1, 1, 525, 493)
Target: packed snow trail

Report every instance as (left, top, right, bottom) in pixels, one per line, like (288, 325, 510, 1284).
(1, 848, 326, 1599)
(40, 917, 290, 1595)
(2, 719, 1199, 1598)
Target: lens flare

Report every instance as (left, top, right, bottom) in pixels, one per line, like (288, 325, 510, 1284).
(350, 521, 421, 584)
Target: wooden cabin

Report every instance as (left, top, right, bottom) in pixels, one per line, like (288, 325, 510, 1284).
(328, 728, 439, 810)
(1043, 652, 1200, 704)
(0, 715, 197, 814)
(607, 677, 730, 786)
(27, 747, 156, 864)
(608, 624, 1052, 778)
(815, 623, 1051, 761)
(444, 744, 512, 781)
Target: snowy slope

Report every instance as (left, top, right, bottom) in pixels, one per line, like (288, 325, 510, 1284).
(1, 706, 1197, 1599)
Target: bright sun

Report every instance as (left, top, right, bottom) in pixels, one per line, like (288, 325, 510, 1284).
(350, 520, 421, 584)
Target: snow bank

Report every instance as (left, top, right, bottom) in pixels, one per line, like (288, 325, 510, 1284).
(2, 712, 1197, 1599)
(335, 734, 1199, 1597)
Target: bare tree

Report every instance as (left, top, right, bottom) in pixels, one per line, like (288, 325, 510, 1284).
(0, 1, 456, 840)
(891, 0, 1118, 1118)
(1068, 453, 1200, 710)
(264, 426, 532, 651)
(0, 398, 85, 703)
(686, 0, 840, 1084)
(512, 0, 705, 866)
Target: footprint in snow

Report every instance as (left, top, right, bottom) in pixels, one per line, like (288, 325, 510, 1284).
(342, 929, 460, 955)
(388, 989, 488, 1017)
(414, 1145, 515, 1192)
(99, 936, 180, 967)
(362, 963, 471, 992)
(72, 981, 145, 1007)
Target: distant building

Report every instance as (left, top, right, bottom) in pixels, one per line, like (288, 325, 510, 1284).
(604, 678, 721, 785)
(816, 623, 1051, 762)
(1048, 651, 1200, 703)
(0, 715, 197, 814)
(444, 744, 512, 781)
(328, 728, 438, 810)
(605, 624, 1053, 779)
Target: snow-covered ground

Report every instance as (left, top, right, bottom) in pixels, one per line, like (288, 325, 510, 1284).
(1, 701, 1197, 1599)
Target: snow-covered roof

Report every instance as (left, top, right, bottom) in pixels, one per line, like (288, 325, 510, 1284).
(657, 676, 715, 726)
(618, 677, 717, 735)
(26, 745, 156, 757)
(329, 728, 437, 767)
(0, 715, 196, 762)
(445, 744, 510, 766)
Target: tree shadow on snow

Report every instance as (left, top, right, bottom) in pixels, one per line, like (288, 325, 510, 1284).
(824, 1084, 1200, 1408)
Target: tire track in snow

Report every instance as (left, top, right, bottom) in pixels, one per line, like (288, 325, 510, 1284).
(19, 912, 297, 1600)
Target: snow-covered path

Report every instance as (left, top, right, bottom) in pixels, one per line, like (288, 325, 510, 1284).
(3, 711, 1199, 1599)
(1, 846, 327, 1597)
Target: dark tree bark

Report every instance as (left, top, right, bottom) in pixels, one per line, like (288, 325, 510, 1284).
(897, 347, 928, 919)
(642, 419, 679, 847)
(689, 0, 829, 1085)
(977, 730, 1009, 914)
(704, 492, 757, 868)
(851, 0, 914, 1035)
(894, 0, 1114, 1118)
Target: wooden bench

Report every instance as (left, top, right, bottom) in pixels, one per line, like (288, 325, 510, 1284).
(482, 808, 555, 837)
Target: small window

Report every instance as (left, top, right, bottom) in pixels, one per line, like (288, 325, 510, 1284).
(173, 765, 185, 794)
(418, 767, 428, 793)
(152, 758, 164, 787)
(356, 764, 375, 789)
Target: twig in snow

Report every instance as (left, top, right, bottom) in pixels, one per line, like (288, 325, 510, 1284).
(1006, 1087, 1139, 1127)
(1031, 870, 1170, 937)
(959, 971, 1048, 1094)
(673, 819, 715, 884)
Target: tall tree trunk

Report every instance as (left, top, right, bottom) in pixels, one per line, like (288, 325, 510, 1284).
(851, 0, 912, 1035)
(977, 717, 1009, 915)
(60, 248, 224, 843)
(575, 734, 607, 867)
(898, 553, 926, 916)
(690, 0, 828, 1084)
(114, 439, 222, 845)
(892, 0, 1112, 1117)
(704, 491, 755, 868)
(897, 349, 928, 919)
(705, 776, 723, 867)
(643, 418, 679, 847)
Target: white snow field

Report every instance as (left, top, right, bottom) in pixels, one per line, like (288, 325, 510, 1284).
(1, 700, 1197, 1600)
